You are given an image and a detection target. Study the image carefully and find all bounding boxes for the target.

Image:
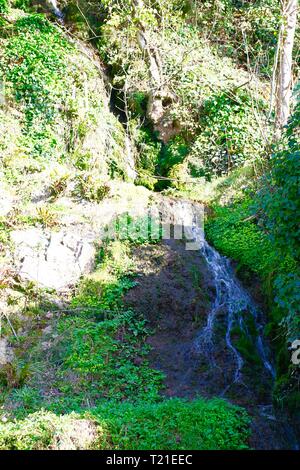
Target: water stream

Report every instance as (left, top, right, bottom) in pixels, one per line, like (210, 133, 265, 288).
(163, 199, 299, 448)
(195, 240, 275, 385)
(48, 0, 64, 20)
(164, 198, 275, 386)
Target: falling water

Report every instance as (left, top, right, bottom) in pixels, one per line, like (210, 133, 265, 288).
(166, 199, 275, 385)
(48, 0, 64, 20)
(195, 240, 275, 383)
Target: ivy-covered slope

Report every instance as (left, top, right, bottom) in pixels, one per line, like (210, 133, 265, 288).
(0, 9, 132, 189)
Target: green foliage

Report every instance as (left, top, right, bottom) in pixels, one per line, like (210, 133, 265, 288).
(0, 14, 71, 159)
(3, 15, 70, 123)
(0, 411, 62, 450)
(0, 398, 250, 450)
(191, 92, 265, 178)
(56, 311, 163, 402)
(3, 240, 164, 415)
(133, 126, 161, 189)
(11, 0, 31, 12)
(205, 198, 278, 277)
(159, 136, 189, 175)
(231, 325, 261, 367)
(257, 88, 300, 340)
(0, 11, 127, 181)
(113, 213, 163, 245)
(0, 0, 8, 14)
(0, 410, 97, 450)
(259, 146, 300, 262)
(206, 192, 299, 409)
(74, 174, 110, 202)
(97, 3, 269, 181)
(91, 398, 250, 450)
(186, 0, 281, 75)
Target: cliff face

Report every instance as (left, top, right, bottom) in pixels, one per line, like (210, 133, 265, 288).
(0, 9, 138, 291)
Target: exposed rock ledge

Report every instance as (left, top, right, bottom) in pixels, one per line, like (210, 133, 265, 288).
(11, 228, 96, 291)
(6, 182, 203, 291)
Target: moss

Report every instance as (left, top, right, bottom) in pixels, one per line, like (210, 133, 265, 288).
(231, 326, 261, 366)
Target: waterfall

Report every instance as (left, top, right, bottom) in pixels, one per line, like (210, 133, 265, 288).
(165, 199, 275, 385)
(48, 0, 64, 20)
(195, 240, 275, 383)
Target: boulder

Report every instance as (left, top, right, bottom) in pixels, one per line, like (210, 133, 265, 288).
(11, 228, 96, 290)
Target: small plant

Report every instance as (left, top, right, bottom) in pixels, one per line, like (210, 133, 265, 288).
(74, 174, 110, 202)
(49, 173, 69, 200)
(36, 206, 58, 228)
(0, 361, 31, 389)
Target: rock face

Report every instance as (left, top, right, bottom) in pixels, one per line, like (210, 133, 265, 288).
(0, 187, 14, 217)
(11, 229, 96, 290)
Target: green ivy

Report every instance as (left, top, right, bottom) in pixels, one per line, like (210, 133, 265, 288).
(0, 14, 72, 159)
(192, 92, 265, 178)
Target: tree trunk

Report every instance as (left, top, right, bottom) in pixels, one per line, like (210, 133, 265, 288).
(276, 0, 298, 129)
(132, 0, 178, 142)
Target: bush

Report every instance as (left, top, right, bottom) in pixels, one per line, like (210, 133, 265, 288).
(205, 198, 278, 277)
(257, 84, 300, 340)
(0, 398, 250, 450)
(0, 411, 98, 450)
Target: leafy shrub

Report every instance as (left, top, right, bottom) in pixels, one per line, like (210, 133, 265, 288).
(257, 86, 300, 340)
(0, 14, 72, 160)
(191, 92, 265, 178)
(205, 198, 278, 277)
(12, 0, 31, 11)
(0, 411, 97, 450)
(0, 398, 250, 450)
(113, 213, 162, 245)
(133, 126, 162, 189)
(158, 136, 189, 177)
(259, 148, 300, 262)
